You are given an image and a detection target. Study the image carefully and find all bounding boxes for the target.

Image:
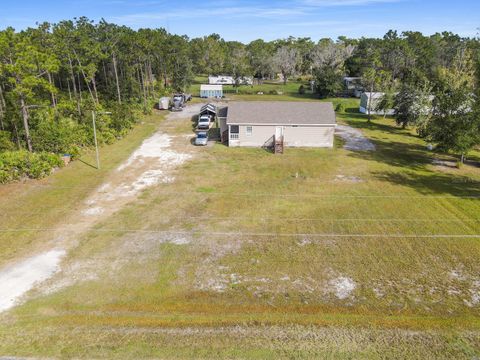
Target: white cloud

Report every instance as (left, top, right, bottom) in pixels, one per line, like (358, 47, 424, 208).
(111, 5, 307, 26)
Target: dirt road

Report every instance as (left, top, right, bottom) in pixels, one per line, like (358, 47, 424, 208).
(0, 104, 203, 312)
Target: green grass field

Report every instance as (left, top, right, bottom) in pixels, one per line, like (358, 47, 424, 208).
(1, 94, 480, 358)
(191, 75, 325, 102)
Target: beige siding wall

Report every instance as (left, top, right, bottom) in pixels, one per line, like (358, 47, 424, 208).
(284, 126, 334, 147)
(230, 124, 334, 148)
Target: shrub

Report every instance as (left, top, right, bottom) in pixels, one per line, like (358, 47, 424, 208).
(335, 103, 346, 113)
(31, 115, 88, 157)
(237, 88, 254, 95)
(0, 131, 15, 151)
(0, 150, 63, 183)
(110, 104, 137, 134)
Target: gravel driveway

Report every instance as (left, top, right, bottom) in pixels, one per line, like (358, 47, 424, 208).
(335, 125, 376, 151)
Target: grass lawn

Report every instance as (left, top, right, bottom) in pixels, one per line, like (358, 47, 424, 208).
(191, 75, 330, 102)
(1, 99, 480, 358)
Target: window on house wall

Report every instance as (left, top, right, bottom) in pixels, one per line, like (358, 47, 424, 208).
(246, 126, 253, 136)
(230, 125, 239, 140)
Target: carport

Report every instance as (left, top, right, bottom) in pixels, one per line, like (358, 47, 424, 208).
(199, 103, 217, 117)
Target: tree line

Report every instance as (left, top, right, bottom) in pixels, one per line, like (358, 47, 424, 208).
(0, 18, 479, 182)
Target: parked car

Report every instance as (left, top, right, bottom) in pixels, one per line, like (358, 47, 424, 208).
(197, 114, 212, 129)
(195, 131, 208, 146)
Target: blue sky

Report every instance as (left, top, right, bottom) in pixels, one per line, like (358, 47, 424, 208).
(0, 0, 478, 41)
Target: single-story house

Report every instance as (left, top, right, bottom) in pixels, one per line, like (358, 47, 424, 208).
(217, 106, 229, 143)
(200, 84, 223, 98)
(219, 101, 336, 149)
(359, 92, 395, 115)
(208, 75, 234, 85)
(209, 75, 253, 86)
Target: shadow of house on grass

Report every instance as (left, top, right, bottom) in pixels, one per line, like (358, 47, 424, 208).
(371, 170, 480, 197)
(339, 116, 419, 139)
(348, 138, 433, 171)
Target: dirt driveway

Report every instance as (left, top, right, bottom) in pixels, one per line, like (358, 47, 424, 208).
(0, 104, 203, 313)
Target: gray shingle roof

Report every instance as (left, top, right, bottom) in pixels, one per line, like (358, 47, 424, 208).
(217, 106, 228, 118)
(200, 103, 217, 115)
(226, 101, 336, 126)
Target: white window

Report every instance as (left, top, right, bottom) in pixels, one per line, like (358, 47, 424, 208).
(230, 125, 239, 140)
(246, 126, 253, 136)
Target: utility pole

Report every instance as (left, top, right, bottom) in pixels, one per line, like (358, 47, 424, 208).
(92, 110, 100, 170)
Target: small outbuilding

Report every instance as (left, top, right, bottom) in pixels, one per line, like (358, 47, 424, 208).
(359, 92, 395, 115)
(159, 97, 170, 110)
(200, 84, 223, 98)
(220, 101, 336, 150)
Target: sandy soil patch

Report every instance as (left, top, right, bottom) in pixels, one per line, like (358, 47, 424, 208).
(329, 276, 356, 300)
(0, 249, 65, 312)
(334, 174, 363, 183)
(335, 125, 376, 151)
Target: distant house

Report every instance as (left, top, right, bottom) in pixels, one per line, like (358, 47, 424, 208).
(343, 77, 363, 98)
(209, 75, 253, 86)
(208, 75, 234, 85)
(359, 92, 395, 115)
(236, 76, 253, 85)
(200, 84, 223, 98)
(219, 101, 336, 151)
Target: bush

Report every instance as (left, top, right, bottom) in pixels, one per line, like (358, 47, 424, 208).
(335, 103, 346, 113)
(0, 150, 63, 183)
(237, 88, 254, 95)
(298, 85, 305, 95)
(31, 116, 88, 157)
(110, 104, 137, 134)
(0, 131, 15, 151)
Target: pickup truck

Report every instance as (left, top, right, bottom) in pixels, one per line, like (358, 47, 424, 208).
(197, 114, 212, 130)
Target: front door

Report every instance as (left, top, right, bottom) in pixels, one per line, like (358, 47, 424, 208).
(275, 126, 284, 139)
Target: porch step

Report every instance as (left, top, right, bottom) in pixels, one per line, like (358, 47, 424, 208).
(274, 136, 284, 154)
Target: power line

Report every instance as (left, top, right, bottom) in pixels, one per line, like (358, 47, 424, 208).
(1, 188, 480, 199)
(1, 213, 480, 223)
(0, 228, 479, 238)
